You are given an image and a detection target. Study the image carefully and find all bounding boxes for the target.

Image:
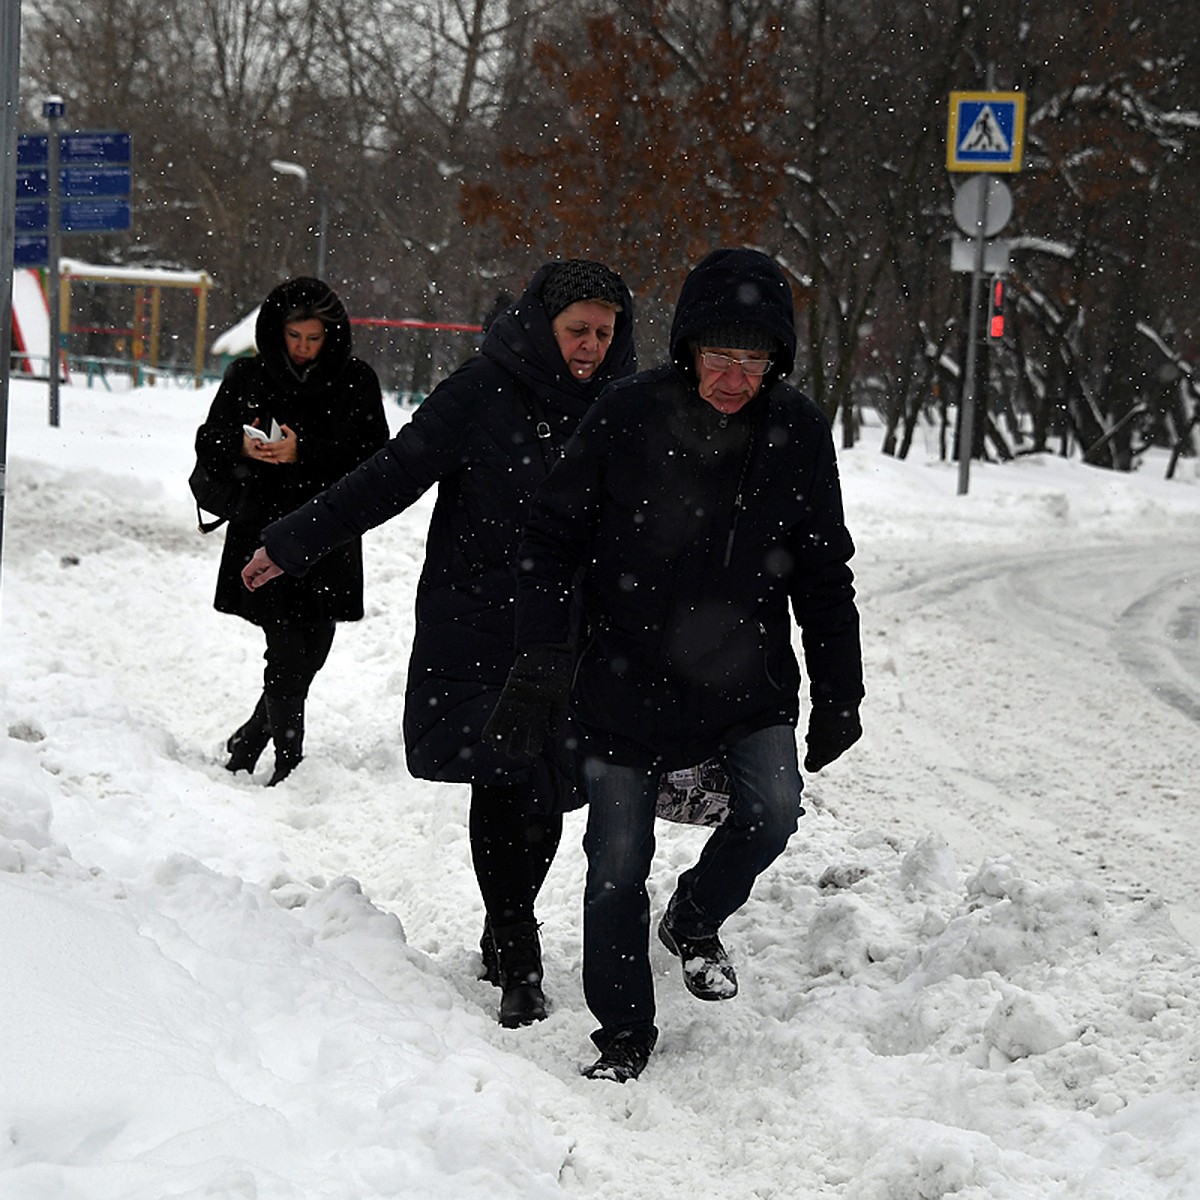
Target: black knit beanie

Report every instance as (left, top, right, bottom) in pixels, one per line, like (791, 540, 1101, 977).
(540, 260, 626, 319)
(690, 323, 778, 355)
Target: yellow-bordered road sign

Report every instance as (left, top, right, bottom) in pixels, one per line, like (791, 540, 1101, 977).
(947, 91, 1026, 172)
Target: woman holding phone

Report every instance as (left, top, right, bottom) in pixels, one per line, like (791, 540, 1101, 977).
(194, 277, 389, 784)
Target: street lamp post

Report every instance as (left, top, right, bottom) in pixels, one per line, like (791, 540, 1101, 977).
(270, 159, 328, 280)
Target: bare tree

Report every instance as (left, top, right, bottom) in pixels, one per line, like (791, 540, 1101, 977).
(18, 0, 1200, 454)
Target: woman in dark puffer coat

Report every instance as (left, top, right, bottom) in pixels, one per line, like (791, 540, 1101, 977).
(240, 261, 636, 1027)
(195, 277, 389, 785)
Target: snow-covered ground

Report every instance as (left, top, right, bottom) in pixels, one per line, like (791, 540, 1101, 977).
(2, 375, 1199, 1199)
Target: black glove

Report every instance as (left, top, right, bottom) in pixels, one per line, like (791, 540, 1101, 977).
(803, 702, 862, 773)
(483, 645, 574, 759)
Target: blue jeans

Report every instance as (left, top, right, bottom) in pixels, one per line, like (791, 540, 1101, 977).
(581, 725, 804, 1042)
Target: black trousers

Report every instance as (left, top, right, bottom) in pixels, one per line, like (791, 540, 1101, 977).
(261, 615, 336, 701)
(469, 782, 563, 927)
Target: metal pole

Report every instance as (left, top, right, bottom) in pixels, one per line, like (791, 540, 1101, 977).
(45, 96, 64, 426)
(0, 0, 22, 592)
(956, 61, 997, 498)
(955, 179, 991, 496)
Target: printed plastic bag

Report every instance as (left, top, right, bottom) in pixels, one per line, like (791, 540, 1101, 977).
(656, 758, 732, 826)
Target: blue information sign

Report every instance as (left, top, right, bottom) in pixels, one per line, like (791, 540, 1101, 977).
(14, 235, 49, 268)
(15, 199, 132, 232)
(16, 165, 132, 198)
(61, 200, 132, 232)
(17, 134, 49, 164)
(60, 131, 132, 165)
(11, 130, 133, 261)
(16, 167, 48, 197)
(18, 129, 131, 165)
(16, 201, 49, 232)
(64, 166, 132, 197)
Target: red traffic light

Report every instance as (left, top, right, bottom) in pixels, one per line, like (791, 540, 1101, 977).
(988, 276, 1006, 339)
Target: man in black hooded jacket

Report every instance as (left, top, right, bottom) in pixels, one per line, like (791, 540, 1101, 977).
(485, 247, 864, 1082)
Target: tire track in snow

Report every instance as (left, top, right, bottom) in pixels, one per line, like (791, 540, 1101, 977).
(853, 538, 1200, 937)
(1115, 568, 1200, 724)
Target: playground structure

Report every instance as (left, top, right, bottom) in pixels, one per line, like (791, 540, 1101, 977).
(10, 267, 59, 379)
(9, 258, 213, 387)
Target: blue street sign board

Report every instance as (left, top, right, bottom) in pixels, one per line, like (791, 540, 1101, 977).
(14, 236, 49, 268)
(17, 134, 49, 164)
(60, 131, 131, 164)
(16, 130, 131, 165)
(16, 167, 48, 197)
(64, 166, 132, 196)
(16, 165, 132, 198)
(947, 91, 1026, 172)
(62, 199, 132, 232)
(10, 130, 133, 262)
(16, 201, 49, 232)
(15, 199, 132, 232)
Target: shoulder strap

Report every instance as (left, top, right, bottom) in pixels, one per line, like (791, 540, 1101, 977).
(195, 502, 227, 534)
(519, 387, 562, 472)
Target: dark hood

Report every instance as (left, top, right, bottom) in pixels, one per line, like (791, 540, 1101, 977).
(481, 261, 636, 407)
(255, 277, 352, 391)
(669, 248, 797, 391)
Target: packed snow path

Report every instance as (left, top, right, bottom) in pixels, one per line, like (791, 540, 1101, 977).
(2, 382, 1199, 1199)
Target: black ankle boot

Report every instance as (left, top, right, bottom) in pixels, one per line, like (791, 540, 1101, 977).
(479, 918, 501, 987)
(493, 921, 546, 1027)
(265, 694, 305, 786)
(225, 695, 271, 773)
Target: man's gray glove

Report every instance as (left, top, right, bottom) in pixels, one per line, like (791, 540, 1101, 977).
(483, 645, 573, 758)
(803, 702, 862, 773)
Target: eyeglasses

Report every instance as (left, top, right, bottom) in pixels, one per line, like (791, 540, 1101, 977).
(699, 351, 771, 376)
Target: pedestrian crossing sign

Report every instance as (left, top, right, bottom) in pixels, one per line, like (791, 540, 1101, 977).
(947, 91, 1026, 172)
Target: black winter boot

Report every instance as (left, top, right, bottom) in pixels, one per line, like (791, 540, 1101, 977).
(493, 921, 547, 1027)
(265, 694, 305, 786)
(582, 1027, 658, 1083)
(224, 695, 271, 774)
(479, 918, 501, 987)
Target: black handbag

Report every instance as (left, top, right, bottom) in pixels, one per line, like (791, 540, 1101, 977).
(188, 458, 243, 534)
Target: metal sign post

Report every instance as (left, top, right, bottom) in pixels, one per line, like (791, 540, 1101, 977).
(956, 183, 991, 497)
(1, 0, 23, 592)
(952, 174, 1013, 494)
(946, 75, 1026, 495)
(44, 96, 64, 426)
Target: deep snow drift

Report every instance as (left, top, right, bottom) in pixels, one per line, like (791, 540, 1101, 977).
(2, 376, 1199, 1199)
